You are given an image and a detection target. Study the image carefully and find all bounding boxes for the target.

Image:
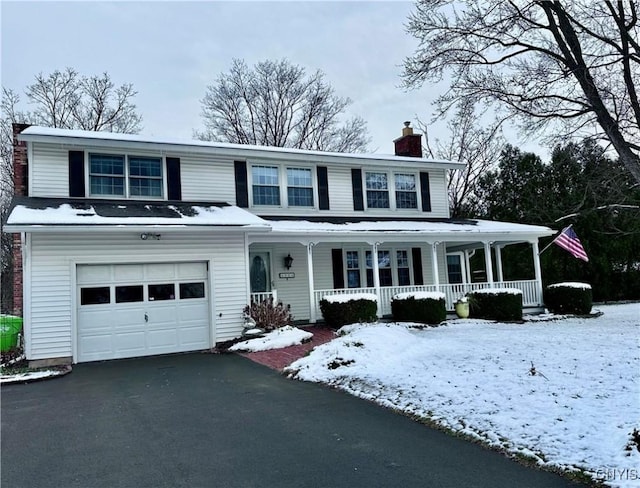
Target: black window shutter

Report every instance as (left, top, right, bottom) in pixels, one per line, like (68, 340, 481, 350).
(68, 151, 85, 197)
(234, 161, 249, 208)
(331, 249, 345, 289)
(351, 168, 364, 211)
(166, 157, 182, 200)
(420, 172, 432, 212)
(317, 166, 330, 210)
(412, 247, 424, 285)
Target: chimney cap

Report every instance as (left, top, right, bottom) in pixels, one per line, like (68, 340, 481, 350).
(403, 121, 411, 128)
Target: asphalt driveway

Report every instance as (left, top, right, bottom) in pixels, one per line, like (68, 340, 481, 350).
(1, 353, 585, 488)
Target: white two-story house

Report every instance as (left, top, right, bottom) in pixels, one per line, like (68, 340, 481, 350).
(4, 123, 554, 365)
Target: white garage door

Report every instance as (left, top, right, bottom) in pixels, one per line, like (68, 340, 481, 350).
(77, 262, 210, 362)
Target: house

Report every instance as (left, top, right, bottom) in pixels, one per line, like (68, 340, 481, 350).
(4, 123, 554, 365)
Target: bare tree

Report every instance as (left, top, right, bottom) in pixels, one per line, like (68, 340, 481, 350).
(198, 59, 370, 152)
(421, 100, 505, 217)
(403, 1, 640, 184)
(0, 70, 142, 312)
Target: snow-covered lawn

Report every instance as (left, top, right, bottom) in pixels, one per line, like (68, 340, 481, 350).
(229, 325, 313, 352)
(286, 303, 640, 487)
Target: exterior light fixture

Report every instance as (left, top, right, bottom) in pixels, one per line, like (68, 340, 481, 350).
(284, 254, 294, 270)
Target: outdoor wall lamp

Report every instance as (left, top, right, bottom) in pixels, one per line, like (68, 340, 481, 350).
(284, 254, 294, 270)
(140, 233, 161, 240)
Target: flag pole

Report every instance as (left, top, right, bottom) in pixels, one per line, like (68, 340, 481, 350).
(538, 224, 572, 256)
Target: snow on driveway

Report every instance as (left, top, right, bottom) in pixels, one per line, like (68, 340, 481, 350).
(286, 303, 640, 487)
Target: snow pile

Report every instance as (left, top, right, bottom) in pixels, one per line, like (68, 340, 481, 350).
(548, 282, 592, 290)
(392, 291, 446, 301)
(472, 287, 523, 295)
(321, 293, 378, 304)
(229, 326, 313, 352)
(286, 303, 640, 487)
(0, 368, 69, 384)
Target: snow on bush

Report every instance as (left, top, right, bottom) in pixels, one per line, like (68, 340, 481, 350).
(548, 282, 592, 290)
(472, 287, 522, 295)
(392, 291, 446, 301)
(321, 293, 378, 304)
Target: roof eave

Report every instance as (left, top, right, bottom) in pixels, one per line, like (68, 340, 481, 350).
(2, 224, 272, 234)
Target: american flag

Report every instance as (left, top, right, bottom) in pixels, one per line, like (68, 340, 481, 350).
(554, 226, 589, 262)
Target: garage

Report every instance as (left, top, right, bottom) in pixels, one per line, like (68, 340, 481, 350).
(76, 262, 211, 362)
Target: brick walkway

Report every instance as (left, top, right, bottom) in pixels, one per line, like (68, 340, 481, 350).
(237, 326, 335, 371)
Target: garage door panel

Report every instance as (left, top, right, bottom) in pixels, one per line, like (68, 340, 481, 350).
(77, 262, 211, 363)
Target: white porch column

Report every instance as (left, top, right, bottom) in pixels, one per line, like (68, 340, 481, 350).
(532, 240, 543, 306)
(431, 242, 440, 288)
(464, 250, 472, 284)
(307, 243, 317, 323)
(483, 241, 494, 285)
(371, 242, 382, 318)
(495, 245, 504, 283)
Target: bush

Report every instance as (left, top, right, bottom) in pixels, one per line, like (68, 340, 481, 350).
(319, 294, 377, 329)
(243, 298, 293, 331)
(544, 282, 592, 315)
(468, 288, 523, 321)
(391, 292, 446, 325)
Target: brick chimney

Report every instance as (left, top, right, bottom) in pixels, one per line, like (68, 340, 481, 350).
(12, 123, 30, 317)
(394, 121, 423, 158)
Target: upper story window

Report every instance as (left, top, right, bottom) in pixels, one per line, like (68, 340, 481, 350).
(364, 171, 419, 210)
(90, 154, 125, 197)
(287, 168, 313, 207)
(252, 165, 280, 206)
(365, 172, 389, 208)
(395, 174, 418, 209)
(89, 153, 163, 198)
(129, 157, 162, 197)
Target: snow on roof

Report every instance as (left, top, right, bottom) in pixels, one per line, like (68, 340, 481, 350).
(4, 197, 269, 230)
(18, 126, 463, 167)
(265, 218, 554, 237)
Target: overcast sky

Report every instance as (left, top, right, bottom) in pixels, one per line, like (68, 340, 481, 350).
(1, 0, 541, 157)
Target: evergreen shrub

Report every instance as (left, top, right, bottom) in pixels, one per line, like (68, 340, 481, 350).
(468, 288, 523, 321)
(391, 292, 446, 325)
(544, 282, 592, 315)
(319, 294, 377, 329)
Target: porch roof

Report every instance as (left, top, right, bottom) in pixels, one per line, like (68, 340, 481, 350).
(2, 196, 271, 233)
(252, 216, 555, 245)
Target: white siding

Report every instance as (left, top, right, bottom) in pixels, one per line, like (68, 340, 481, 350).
(31, 143, 68, 197)
(180, 156, 236, 203)
(427, 169, 449, 218)
(326, 166, 355, 213)
(27, 232, 248, 361)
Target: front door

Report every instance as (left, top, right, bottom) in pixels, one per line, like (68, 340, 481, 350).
(249, 252, 271, 293)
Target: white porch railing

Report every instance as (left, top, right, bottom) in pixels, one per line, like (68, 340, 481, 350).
(313, 280, 541, 319)
(250, 290, 278, 304)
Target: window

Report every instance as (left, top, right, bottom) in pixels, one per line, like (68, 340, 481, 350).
(397, 250, 411, 285)
(287, 168, 313, 207)
(89, 154, 163, 198)
(81, 287, 111, 305)
(148, 283, 175, 301)
(252, 166, 280, 206)
(346, 251, 361, 288)
(366, 250, 393, 287)
(90, 154, 125, 196)
(395, 174, 417, 209)
(129, 157, 162, 197)
(180, 282, 205, 299)
(365, 172, 389, 208)
(447, 254, 464, 284)
(115, 285, 144, 303)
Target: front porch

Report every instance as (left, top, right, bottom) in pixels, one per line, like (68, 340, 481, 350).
(253, 279, 541, 322)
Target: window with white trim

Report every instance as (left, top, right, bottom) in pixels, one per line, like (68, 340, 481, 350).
(89, 153, 163, 198)
(346, 251, 361, 288)
(447, 253, 465, 284)
(252, 166, 281, 206)
(397, 250, 411, 285)
(395, 173, 418, 209)
(365, 172, 390, 208)
(287, 168, 313, 207)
